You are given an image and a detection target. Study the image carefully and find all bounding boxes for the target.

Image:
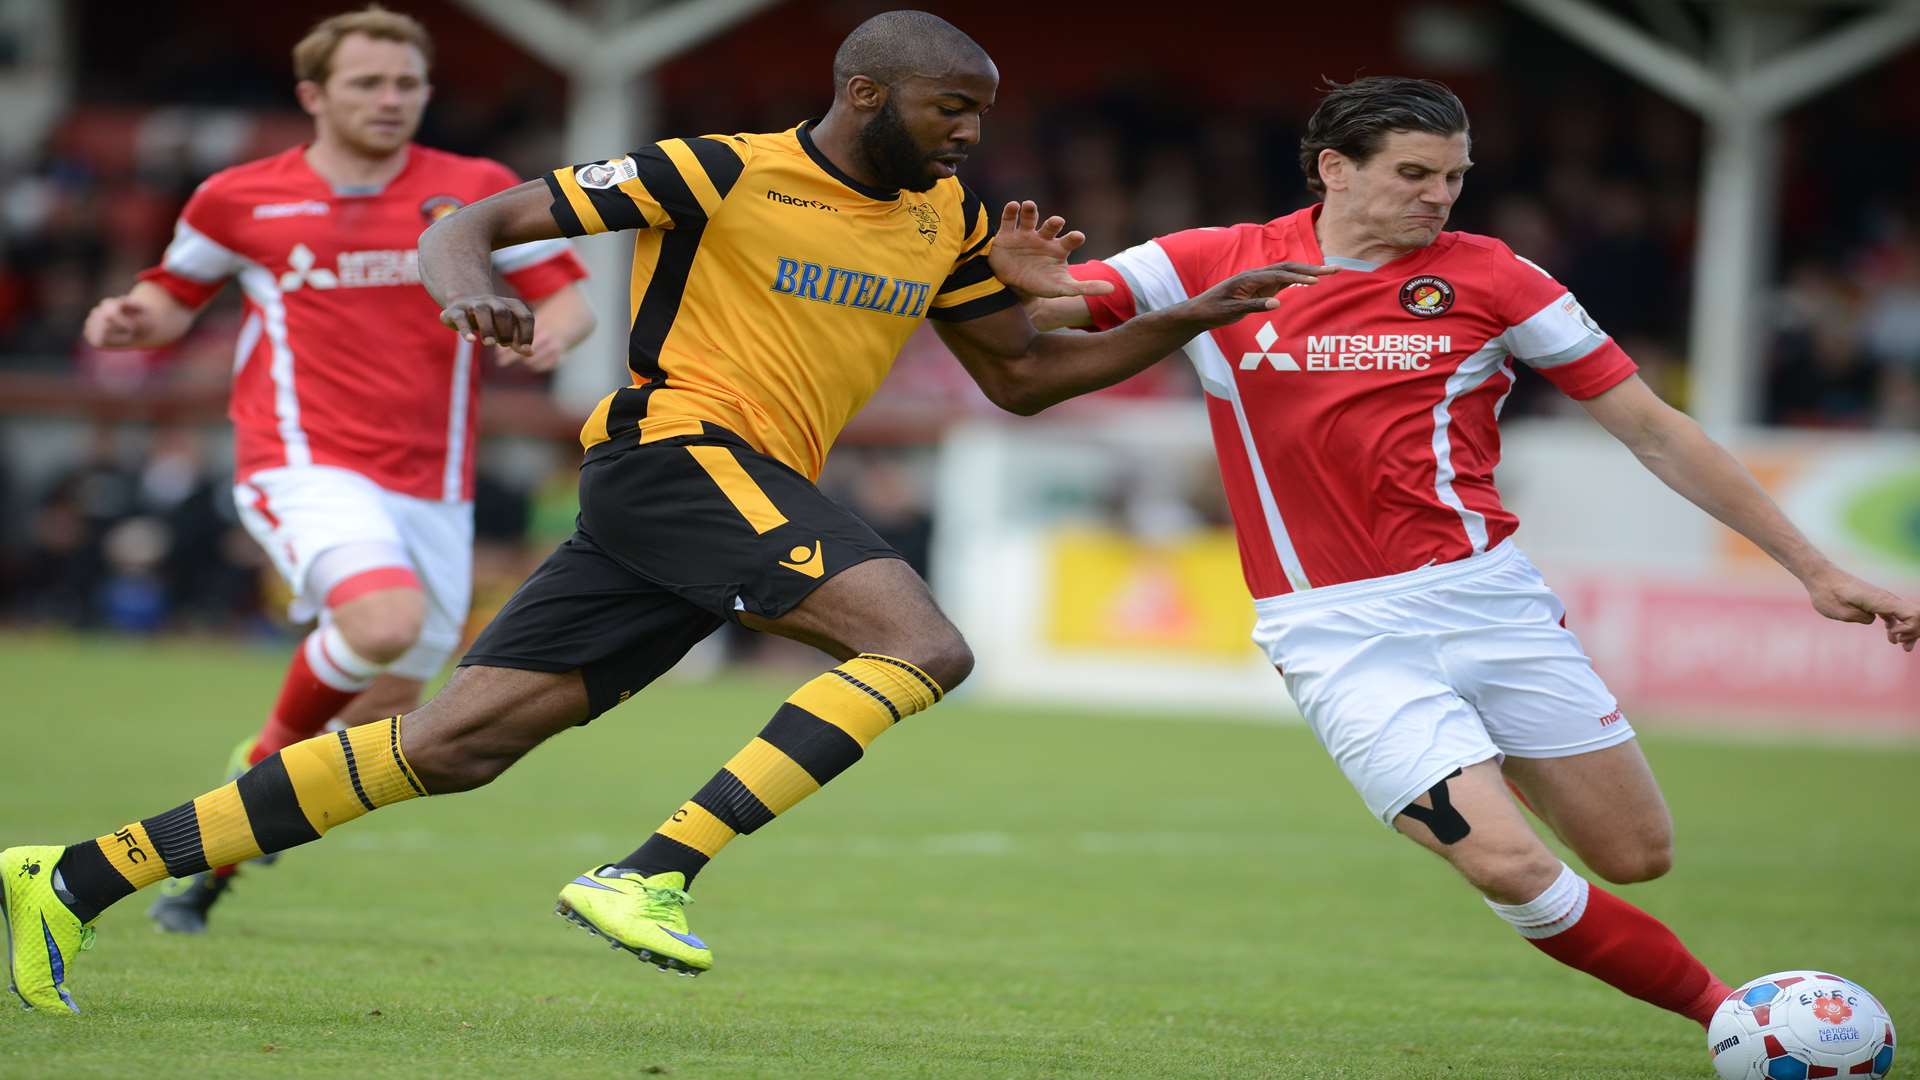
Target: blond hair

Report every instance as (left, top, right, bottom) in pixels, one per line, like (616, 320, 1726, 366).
(292, 5, 433, 84)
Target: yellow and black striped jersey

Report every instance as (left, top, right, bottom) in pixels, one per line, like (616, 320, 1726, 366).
(545, 121, 1016, 479)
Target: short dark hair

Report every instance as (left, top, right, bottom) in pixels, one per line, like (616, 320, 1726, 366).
(1298, 76, 1469, 197)
(831, 10, 989, 91)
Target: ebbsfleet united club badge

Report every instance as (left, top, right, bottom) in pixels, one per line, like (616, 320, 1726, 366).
(1399, 275, 1454, 317)
(420, 194, 463, 224)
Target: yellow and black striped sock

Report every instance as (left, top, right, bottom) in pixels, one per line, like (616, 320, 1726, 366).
(618, 654, 943, 884)
(54, 717, 426, 922)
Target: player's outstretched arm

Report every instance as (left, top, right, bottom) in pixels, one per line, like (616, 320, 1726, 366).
(936, 261, 1336, 416)
(420, 179, 564, 356)
(1582, 375, 1920, 650)
(82, 281, 199, 350)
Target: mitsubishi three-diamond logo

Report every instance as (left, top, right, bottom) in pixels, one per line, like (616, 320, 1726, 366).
(279, 243, 339, 291)
(1238, 321, 1299, 371)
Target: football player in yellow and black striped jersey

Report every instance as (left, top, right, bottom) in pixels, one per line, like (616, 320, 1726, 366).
(14, 10, 1328, 1004)
(550, 118, 1010, 480)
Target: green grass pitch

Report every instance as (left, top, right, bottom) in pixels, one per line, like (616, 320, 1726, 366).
(1, 633, 1914, 1079)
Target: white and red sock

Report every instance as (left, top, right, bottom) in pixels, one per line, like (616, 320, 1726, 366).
(1487, 862, 1732, 1027)
(251, 623, 382, 764)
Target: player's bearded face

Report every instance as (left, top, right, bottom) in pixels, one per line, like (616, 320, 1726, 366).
(856, 69, 993, 193)
(857, 96, 947, 193)
(309, 35, 431, 157)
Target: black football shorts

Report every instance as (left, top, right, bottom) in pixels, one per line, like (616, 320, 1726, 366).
(461, 427, 901, 720)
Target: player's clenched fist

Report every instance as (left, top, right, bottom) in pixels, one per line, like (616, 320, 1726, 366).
(439, 294, 535, 355)
(1180, 261, 1340, 327)
(83, 296, 156, 349)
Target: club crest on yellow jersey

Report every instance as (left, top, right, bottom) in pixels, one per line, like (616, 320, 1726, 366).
(908, 203, 940, 245)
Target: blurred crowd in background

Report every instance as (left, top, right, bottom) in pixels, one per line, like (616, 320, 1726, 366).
(3, 0, 1917, 637)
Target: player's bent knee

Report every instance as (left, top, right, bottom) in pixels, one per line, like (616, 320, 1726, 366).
(1590, 840, 1673, 885)
(865, 629, 971, 693)
(331, 585, 428, 663)
(920, 633, 973, 693)
(346, 627, 422, 666)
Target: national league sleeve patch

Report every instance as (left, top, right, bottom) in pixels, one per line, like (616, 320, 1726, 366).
(574, 156, 640, 190)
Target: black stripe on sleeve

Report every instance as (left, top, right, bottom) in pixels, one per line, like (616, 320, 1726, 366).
(139, 801, 209, 877)
(959, 184, 984, 241)
(584, 180, 652, 231)
(544, 174, 586, 237)
(927, 286, 1020, 323)
(685, 136, 746, 202)
(632, 145, 707, 228)
(757, 703, 866, 786)
(936, 254, 997, 295)
(237, 752, 323, 853)
(690, 769, 777, 835)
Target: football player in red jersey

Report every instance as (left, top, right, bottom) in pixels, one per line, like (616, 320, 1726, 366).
(81, 6, 595, 933)
(989, 76, 1918, 1040)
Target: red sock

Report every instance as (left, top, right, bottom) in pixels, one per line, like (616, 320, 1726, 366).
(252, 625, 379, 759)
(1490, 864, 1733, 1027)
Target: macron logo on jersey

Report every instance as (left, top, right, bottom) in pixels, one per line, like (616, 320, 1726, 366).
(279, 244, 422, 292)
(253, 200, 329, 220)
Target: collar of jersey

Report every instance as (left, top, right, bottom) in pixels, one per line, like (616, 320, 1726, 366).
(295, 142, 417, 199)
(796, 120, 900, 203)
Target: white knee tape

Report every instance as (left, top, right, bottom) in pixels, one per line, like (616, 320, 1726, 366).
(304, 622, 384, 692)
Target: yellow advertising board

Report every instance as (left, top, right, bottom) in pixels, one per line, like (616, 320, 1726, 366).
(1042, 527, 1251, 658)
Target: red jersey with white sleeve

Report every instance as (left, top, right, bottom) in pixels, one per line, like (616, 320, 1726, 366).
(1072, 204, 1636, 600)
(138, 144, 586, 501)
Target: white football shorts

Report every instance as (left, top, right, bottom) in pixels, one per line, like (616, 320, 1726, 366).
(233, 464, 473, 681)
(1251, 540, 1634, 827)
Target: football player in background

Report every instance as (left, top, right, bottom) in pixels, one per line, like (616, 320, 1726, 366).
(79, 5, 593, 933)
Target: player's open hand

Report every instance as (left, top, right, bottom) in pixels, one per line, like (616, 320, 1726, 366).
(440, 294, 534, 356)
(1179, 261, 1340, 328)
(1804, 566, 1920, 652)
(987, 200, 1117, 299)
(83, 295, 155, 349)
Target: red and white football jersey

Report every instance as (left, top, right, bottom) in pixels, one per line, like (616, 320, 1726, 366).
(1074, 204, 1636, 599)
(139, 144, 586, 501)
